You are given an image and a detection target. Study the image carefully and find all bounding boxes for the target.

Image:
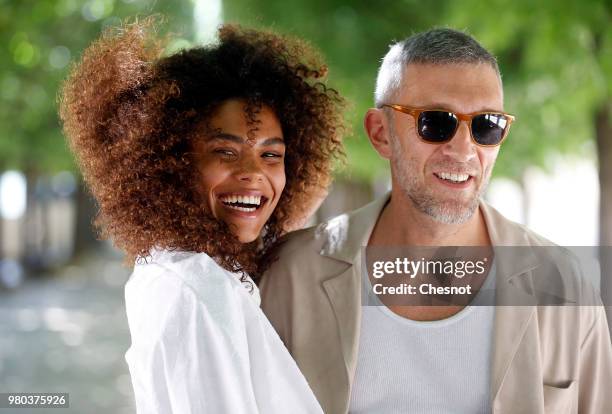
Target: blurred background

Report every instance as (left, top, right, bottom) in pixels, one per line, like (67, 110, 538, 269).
(0, 0, 610, 412)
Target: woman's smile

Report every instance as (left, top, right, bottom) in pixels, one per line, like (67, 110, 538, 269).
(217, 191, 269, 216)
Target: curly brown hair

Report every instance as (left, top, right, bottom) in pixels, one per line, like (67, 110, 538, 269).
(58, 17, 345, 276)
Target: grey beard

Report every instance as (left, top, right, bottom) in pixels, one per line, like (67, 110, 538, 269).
(404, 183, 480, 224)
(389, 134, 487, 225)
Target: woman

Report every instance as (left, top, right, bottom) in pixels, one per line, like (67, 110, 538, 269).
(59, 17, 344, 413)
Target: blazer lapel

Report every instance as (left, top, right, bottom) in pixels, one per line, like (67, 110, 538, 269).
(490, 306, 546, 413)
(317, 195, 389, 410)
(322, 265, 361, 389)
(481, 202, 544, 410)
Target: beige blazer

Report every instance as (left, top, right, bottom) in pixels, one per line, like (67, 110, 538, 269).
(260, 195, 612, 414)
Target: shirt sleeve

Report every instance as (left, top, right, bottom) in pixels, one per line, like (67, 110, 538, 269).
(124, 269, 260, 414)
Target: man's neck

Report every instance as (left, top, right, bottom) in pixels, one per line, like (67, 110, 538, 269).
(368, 191, 492, 321)
(368, 191, 490, 247)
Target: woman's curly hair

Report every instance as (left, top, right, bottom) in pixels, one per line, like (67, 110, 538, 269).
(58, 17, 345, 276)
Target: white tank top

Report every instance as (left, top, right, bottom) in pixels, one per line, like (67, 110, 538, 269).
(349, 264, 496, 414)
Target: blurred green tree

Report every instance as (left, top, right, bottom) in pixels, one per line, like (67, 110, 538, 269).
(2, 0, 610, 242)
(443, 0, 611, 238)
(0, 0, 194, 173)
(442, 0, 611, 311)
(225, 0, 611, 237)
(0, 0, 195, 258)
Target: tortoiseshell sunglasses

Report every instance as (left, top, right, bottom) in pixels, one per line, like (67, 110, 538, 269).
(382, 104, 515, 147)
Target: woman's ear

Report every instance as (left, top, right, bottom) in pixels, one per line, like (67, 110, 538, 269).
(364, 108, 393, 160)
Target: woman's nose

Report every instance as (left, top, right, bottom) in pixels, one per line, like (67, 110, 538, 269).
(235, 156, 264, 183)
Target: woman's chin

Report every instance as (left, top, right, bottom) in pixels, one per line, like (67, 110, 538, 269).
(234, 229, 261, 244)
(237, 236, 256, 244)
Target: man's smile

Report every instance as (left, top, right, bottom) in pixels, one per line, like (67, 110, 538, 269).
(434, 171, 471, 183)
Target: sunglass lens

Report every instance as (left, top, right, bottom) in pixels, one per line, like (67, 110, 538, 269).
(418, 111, 457, 142)
(472, 114, 507, 145)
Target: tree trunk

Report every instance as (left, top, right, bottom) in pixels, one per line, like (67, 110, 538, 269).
(595, 100, 612, 336)
(74, 180, 101, 257)
(22, 168, 45, 271)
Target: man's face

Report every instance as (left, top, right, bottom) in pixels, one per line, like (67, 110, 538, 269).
(387, 63, 503, 224)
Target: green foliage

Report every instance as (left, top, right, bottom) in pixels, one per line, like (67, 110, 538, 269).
(0, 0, 194, 173)
(225, 0, 611, 181)
(2, 0, 609, 183)
(444, 0, 611, 178)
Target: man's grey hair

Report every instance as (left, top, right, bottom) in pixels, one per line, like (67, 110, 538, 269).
(374, 28, 500, 107)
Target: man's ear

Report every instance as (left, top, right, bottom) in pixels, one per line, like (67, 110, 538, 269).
(364, 108, 393, 160)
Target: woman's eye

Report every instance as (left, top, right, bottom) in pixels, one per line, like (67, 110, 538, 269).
(262, 152, 283, 159)
(214, 149, 237, 158)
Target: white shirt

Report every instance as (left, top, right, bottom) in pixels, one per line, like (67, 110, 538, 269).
(349, 305, 495, 414)
(349, 263, 497, 413)
(124, 249, 323, 414)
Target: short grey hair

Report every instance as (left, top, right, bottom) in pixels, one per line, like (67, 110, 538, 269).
(374, 28, 500, 107)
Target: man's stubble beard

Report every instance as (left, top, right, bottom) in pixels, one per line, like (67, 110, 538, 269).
(389, 132, 491, 225)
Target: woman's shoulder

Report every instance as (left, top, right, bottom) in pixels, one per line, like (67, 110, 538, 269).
(124, 250, 260, 339)
(125, 250, 233, 301)
(126, 249, 246, 309)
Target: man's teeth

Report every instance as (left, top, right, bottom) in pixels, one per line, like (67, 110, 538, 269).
(220, 194, 263, 212)
(437, 172, 470, 183)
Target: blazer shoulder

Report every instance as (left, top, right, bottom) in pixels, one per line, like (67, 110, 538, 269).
(274, 225, 325, 259)
(272, 213, 355, 262)
(487, 204, 604, 309)
(482, 201, 558, 247)
(261, 218, 350, 289)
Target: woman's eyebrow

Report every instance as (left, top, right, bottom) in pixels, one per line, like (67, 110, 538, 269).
(209, 132, 244, 144)
(261, 137, 285, 146)
(209, 133, 284, 146)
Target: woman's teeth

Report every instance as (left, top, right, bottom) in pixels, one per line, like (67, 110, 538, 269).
(436, 172, 470, 183)
(220, 195, 263, 212)
(228, 205, 256, 212)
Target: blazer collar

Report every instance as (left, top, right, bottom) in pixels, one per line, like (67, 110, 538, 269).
(318, 194, 389, 264)
(318, 193, 541, 281)
(480, 201, 540, 280)
(471, 202, 542, 403)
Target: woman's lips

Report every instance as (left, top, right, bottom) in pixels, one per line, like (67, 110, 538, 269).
(217, 193, 269, 218)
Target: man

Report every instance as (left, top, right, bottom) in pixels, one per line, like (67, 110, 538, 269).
(260, 28, 612, 413)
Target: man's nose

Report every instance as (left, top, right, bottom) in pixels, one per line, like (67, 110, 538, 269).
(440, 121, 477, 162)
(235, 155, 264, 183)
